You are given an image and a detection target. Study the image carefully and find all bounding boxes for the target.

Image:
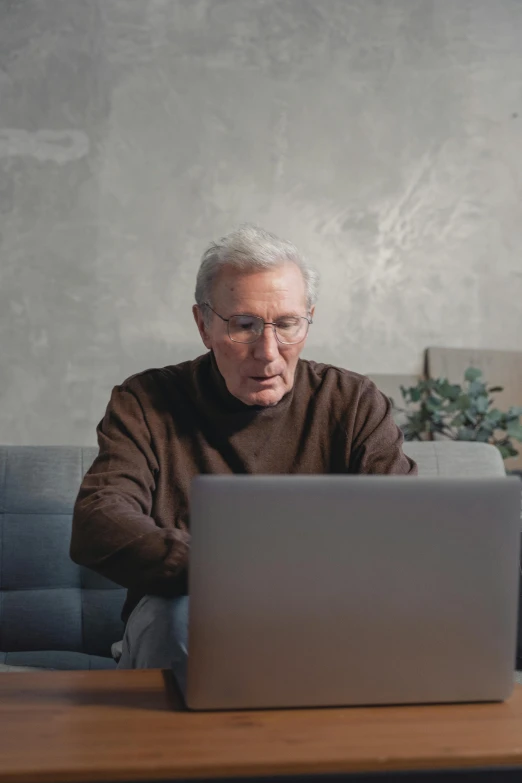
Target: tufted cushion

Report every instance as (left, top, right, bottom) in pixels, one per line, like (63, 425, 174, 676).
(0, 650, 116, 670)
(402, 440, 506, 478)
(0, 446, 125, 668)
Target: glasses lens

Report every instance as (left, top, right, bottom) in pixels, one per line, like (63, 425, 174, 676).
(228, 315, 310, 344)
(228, 315, 264, 343)
(275, 316, 309, 344)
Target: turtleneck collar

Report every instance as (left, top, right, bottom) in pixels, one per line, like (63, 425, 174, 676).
(204, 350, 296, 418)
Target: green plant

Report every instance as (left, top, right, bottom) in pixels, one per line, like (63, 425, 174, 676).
(394, 367, 522, 460)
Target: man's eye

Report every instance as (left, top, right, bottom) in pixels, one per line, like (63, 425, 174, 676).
(235, 317, 257, 330)
(277, 318, 299, 330)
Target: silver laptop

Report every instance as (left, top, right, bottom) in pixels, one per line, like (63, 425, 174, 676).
(177, 475, 521, 710)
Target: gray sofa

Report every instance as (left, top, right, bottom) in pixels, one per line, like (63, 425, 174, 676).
(0, 446, 124, 670)
(0, 441, 519, 671)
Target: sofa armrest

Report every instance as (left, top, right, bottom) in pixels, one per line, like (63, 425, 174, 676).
(402, 441, 506, 478)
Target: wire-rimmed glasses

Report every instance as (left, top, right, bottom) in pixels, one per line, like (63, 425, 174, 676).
(203, 303, 312, 345)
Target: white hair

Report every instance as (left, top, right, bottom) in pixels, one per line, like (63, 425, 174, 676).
(194, 224, 319, 322)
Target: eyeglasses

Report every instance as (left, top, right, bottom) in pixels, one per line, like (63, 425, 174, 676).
(203, 303, 313, 345)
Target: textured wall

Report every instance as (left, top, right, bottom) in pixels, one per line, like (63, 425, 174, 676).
(1, 0, 521, 445)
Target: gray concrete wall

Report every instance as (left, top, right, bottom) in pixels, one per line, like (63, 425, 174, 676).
(1, 0, 521, 445)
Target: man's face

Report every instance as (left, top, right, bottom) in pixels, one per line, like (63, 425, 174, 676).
(193, 262, 313, 407)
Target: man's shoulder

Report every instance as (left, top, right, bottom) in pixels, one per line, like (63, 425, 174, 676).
(298, 360, 391, 433)
(299, 359, 376, 397)
(115, 353, 209, 400)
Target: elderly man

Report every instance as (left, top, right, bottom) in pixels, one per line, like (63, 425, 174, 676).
(70, 224, 417, 669)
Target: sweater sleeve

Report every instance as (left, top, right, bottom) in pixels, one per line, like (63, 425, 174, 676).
(349, 379, 418, 475)
(70, 383, 190, 595)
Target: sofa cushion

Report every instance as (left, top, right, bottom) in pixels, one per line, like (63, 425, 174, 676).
(402, 441, 506, 478)
(0, 446, 125, 664)
(0, 650, 116, 670)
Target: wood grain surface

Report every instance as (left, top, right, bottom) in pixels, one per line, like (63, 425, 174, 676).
(0, 670, 521, 783)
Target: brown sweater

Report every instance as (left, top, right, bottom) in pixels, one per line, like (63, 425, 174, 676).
(71, 351, 417, 622)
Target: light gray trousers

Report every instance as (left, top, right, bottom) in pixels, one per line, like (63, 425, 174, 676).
(115, 595, 189, 670)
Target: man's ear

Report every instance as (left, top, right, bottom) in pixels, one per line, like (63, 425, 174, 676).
(309, 304, 316, 321)
(193, 304, 213, 350)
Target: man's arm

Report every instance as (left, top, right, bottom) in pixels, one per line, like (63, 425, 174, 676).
(70, 384, 190, 595)
(349, 378, 417, 475)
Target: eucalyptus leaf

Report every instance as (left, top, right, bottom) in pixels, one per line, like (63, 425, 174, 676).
(392, 365, 522, 462)
(501, 442, 519, 458)
(448, 384, 462, 401)
(506, 421, 522, 441)
(464, 367, 483, 382)
(475, 395, 489, 414)
(445, 401, 461, 413)
(450, 415, 465, 427)
(457, 394, 471, 411)
(487, 408, 502, 425)
(435, 380, 455, 398)
(456, 427, 476, 441)
(468, 380, 487, 397)
(425, 396, 442, 413)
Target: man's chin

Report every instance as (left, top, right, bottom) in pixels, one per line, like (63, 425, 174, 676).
(244, 386, 286, 407)
(250, 393, 282, 407)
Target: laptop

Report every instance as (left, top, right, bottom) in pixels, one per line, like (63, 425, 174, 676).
(175, 475, 521, 711)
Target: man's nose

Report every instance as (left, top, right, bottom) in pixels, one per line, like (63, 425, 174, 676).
(253, 324, 280, 360)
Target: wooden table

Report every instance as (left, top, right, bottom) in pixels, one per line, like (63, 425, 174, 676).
(1, 670, 522, 783)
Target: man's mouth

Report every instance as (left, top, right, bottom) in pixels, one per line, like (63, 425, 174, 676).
(251, 374, 278, 382)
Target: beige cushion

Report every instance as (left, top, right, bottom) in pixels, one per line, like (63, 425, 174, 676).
(402, 441, 506, 478)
